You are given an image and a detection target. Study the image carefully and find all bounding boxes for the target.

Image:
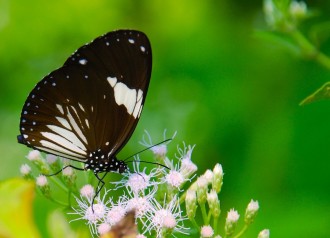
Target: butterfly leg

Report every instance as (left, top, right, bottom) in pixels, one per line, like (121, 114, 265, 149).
(43, 165, 84, 176)
(91, 172, 108, 212)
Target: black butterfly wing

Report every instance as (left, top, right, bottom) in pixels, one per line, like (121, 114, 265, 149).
(18, 30, 152, 162)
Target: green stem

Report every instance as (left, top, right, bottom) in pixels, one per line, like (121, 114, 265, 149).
(200, 203, 208, 225)
(213, 216, 219, 235)
(49, 176, 69, 193)
(190, 218, 200, 231)
(233, 224, 249, 238)
(49, 197, 69, 207)
(179, 189, 189, 204)
(290, 30, 330, 70)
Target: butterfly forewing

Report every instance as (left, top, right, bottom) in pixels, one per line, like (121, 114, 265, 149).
(18, 30, 152, 163)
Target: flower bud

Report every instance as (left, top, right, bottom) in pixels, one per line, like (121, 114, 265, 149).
(20, 164, 32, 179)
(36, 175, 50, 197)
(225, 209, 239, 236)
(207, 189, 220, 218)
(245, 199, 259, 224)
(258, 229, 270, 238)
(27, 150, 50, 174)
(289, 1, 307, 20)
(80, 184, 95, 199)
(196, 177, 208, 205)
(212, 163, 223, 193)
(200, 225, 214, 238)
(62, 166, 76, 187)
(185, 189, 197, 219)
(203, 169, 214, 184)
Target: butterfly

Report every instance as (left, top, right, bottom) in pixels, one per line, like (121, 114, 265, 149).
(17, 30, 152, 184)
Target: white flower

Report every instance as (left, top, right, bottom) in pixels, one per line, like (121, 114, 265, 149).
(80, 184, 95, 199)
(106, 203, 127, 226)
(113, 160, 162, 194)
(45, 154, 57, 164)
(290, 1, 307, 19)
(178, 144, 197, 178)
(62, 166, 74, 176)
(247, 199, 259, 213)
(227, 209, 240, 223)
(98, 223, 111, 235)
(165, 170, 185, 188)
(27, 150, 41, 161)
(258, 229, 270, 238)
(70, 191, 110, 235)
(36, 175, 48, 187)
(126, 195, 152, 218)
(201, 225, 214, 237)
(20, 164, 31, 175)
(144, 196, 188, 237)
(203, 169, 214, 184)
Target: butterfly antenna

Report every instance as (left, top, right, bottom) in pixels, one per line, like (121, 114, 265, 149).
(123, 138, 172, 162)
(126, 160, 170, 170)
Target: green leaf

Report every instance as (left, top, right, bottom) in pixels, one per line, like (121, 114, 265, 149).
(0, 178, 40, 238)
(254, 30, 300, 55)
(300, 82, 330, 105)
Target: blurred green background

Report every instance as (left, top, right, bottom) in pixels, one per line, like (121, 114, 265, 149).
(1, 0, 330, 237)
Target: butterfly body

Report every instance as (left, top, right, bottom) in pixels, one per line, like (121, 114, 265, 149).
(18, 30, 152, 174)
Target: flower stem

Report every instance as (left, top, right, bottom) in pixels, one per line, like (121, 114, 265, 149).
(289, 29, 330, 70)
(233, 224, 248, 238)
(49, 176, 69, 193)
(200, 203, 208, 225)
(190, 218, 200, 231)
(213, 216, 219, 235)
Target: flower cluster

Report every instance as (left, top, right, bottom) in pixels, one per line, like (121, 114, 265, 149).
(20, 131, 269, 237)
(264, 0, 308, 31)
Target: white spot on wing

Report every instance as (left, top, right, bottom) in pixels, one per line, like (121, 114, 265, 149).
(67, 110, 87, 144)
(128, 38, 135, 44)
(79, 59, 87, 65)
(46, 125, 86, 151)
(114, 83, 136, 114)
(107, 77, 117, 87)
(140, 46, 145, 52)
(78, 103, 85, 112)
(40, 132, 86, 155)
(55, 117, 71, 130)
(56, 104, 64, 114)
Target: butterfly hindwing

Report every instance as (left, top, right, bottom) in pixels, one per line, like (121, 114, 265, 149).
(18, 30, 152, 162)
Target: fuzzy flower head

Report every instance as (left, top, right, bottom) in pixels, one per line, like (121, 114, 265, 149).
(36, 175, 48, 187)
(225, 209, 240, 236)
(20, 164, 31, 176)
(98, 223, 111, 235)
(106, 205, 126, 225)
(177, 144, 197, 178)
(245, 199, 259, 224)
(113, 160, 162, 194)
(70, 192, 110, 235)
(45, 154, 57, 164)
(80, 184, 95, 199)
(164, 168, 185, 189)
(27, 150, 42, 161)
(139, 130, 175, 158)
(126, 195, 153, 218)
(201, 225, 214, 238)
(144, 196, 188, 237)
